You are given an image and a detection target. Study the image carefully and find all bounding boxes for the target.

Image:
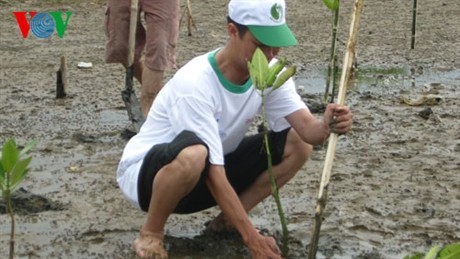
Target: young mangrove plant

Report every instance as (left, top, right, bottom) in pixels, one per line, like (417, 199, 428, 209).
(323, 0, 340, 103)
(0, 138, 37, 259)
(247, 47, 296, 256)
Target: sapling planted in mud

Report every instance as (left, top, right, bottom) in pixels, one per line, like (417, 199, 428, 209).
(0, 138, 37, 259)
(247, 48, 297, 256)
(323, 0, 340, 103)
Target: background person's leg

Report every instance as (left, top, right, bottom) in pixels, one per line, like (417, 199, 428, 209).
(140, 67, 163, 117)
(105, 0, 145, 84)
(141, 0, 180, 118)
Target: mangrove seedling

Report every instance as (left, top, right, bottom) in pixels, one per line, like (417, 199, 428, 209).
(247, 47, 296, 256)
(0, 138, 37, 259)
(323, 0, 340, 103)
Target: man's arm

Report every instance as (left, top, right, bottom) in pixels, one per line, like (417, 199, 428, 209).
(205, 164, 281, 259)
(286, 104, 353, 145)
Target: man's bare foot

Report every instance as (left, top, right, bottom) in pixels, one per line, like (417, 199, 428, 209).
(133, 230, 168, 259)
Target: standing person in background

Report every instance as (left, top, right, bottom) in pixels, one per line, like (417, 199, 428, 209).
(104, 0, 180, 118)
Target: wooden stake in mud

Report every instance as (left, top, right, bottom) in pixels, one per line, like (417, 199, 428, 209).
(56, 55, 67, 98)
(411, 0, 417, 49)
(180, 0, 197, 36)
(121, 0, 144, 132)
(308, 0, 364, 258)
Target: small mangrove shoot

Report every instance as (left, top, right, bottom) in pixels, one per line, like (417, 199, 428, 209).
(0, 138, 37, 259)
(247, 48, 297, 256)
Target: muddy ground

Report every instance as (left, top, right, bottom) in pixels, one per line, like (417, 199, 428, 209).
(0, 0, 459, 258)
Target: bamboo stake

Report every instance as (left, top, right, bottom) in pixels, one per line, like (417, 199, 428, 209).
(180, 0, 197, 36)
(127, 0, 137, 68)
(411, 0, 417, 49)
(308, 0, 364, 258)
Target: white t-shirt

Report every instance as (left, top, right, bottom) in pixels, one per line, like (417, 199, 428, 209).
(118, 49, 306, 175)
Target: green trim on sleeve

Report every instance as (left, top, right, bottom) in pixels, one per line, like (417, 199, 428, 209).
(208, 50, 253, 94)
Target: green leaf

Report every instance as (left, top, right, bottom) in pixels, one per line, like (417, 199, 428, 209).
(323, 0, 339, 10)
(439, 243, 460, 259)
(248, 48, 269, 90)
(424, 245, 440, 259)
(248, 60, 258, 87)
(272, 65, 296, 89)
(406, 253, 424, 259)
(1, 139, 19, 173)
(9, 156, 32, 191)
(19, 139, 37, 157)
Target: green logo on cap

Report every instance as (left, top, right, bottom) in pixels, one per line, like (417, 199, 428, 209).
(270, 3, 283, 22)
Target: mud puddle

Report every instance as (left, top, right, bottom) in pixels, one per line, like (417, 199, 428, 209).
(296, 66, 460, 94)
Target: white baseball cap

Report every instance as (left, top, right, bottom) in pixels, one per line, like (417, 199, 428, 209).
(228, 0, 298, 47)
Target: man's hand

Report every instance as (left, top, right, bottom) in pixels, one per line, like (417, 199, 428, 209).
(206, 165, 282, 258)
(324, 103, 353, 135)
(246, 233, 282, 259)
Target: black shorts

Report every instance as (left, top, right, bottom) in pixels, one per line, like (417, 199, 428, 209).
(138, 128, 290, 214)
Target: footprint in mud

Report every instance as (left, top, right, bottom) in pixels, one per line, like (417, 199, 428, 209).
(0, 187, 66, 215)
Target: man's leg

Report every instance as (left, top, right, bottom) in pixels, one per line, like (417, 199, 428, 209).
(141, 0, 180, 118)
(104, 0, 145, 85)
(208, 128, 312, 230)
(140, 66, 163, 118)
(127, 58, 144, 85)
(134, 144, 208, 258)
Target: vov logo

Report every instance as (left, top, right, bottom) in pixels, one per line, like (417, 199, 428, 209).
(13, 11, 73, 39)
